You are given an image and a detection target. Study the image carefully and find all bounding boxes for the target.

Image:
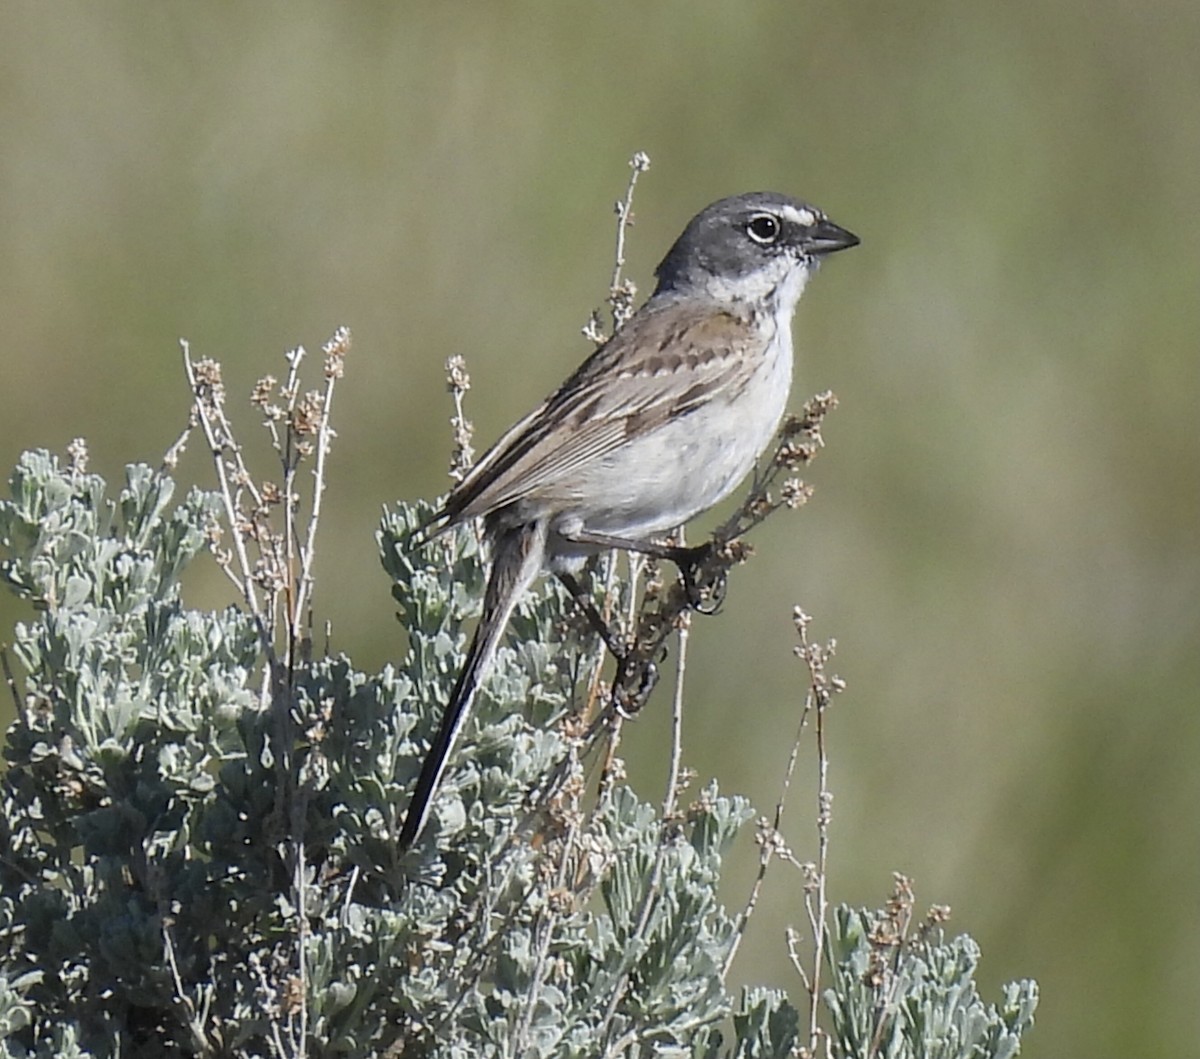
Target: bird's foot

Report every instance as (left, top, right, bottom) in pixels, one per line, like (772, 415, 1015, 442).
(612, 652, 660, 718)
(671, 541, 728, 615)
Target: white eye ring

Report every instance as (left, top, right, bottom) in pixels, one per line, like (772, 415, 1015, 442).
(746, 213, 782, 244)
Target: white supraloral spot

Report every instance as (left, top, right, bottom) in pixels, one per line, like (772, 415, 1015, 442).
(781, 204, 817, 228)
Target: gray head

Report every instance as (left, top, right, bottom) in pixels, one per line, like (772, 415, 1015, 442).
(654, 192, 858, 309)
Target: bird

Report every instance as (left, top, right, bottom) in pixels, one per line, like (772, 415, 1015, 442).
(399, 191, 858, 849)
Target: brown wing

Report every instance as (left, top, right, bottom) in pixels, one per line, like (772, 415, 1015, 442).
(435, 298, 757, 527)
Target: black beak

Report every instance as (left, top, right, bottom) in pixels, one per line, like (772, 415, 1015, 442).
(807, 217, 860, 255)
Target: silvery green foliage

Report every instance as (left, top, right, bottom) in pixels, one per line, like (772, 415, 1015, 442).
(824, 905, 1038, 1059)
(0, 450, 803, 1057)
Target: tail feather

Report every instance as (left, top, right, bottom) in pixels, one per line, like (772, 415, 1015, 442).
(398, 518, 547, 850)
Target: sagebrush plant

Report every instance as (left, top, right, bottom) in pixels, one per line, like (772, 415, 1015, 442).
(0, 157, 1036, 1058)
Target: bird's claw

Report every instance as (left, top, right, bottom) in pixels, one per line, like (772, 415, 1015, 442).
(612, 656, 660, 718)
(676, 542, 727, 615)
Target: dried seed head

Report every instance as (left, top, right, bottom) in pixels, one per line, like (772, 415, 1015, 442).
(323, 326, 350, 378)
(67, 437, 88, 473)
(250, 375, 277, 408)
(445, 354, 471, 394)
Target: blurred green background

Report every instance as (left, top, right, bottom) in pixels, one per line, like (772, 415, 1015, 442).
(2, 3, 1196, 1054)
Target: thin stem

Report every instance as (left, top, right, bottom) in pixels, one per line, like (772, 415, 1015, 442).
(292, 338, 342, 634)
(663, 627, 687, 816)
(809, 680, 832, 1048)
(597, 844, 666, 1048)
(512, 809, 582, 1055)
(610, 152, 651, 293)
(280, 345, 305, 659)
(180, 341, 272, 656)
(162, 919, 213, 1056)
(722, 683, 813, 980)
(786, 926, 813, 993)
(293, 841, 310, 1059)
(159, 414, 194, 472)
(595, 552, 640, 804)
(660, 541, 688, 821)
(598, 538, 688, 1054)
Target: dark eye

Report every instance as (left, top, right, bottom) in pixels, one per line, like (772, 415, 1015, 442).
(746, 213, 781, 244)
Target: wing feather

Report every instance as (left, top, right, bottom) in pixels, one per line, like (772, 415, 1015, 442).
(436, 300, 756, 526)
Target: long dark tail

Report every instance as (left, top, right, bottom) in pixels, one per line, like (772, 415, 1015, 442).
(398, 519, 546, 850)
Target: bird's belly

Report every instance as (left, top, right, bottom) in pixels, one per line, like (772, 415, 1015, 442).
(548, 342, 791, 560)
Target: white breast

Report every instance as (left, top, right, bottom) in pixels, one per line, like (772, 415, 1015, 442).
(548, 312, 794, 562)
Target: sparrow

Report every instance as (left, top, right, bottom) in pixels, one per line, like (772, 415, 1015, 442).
(400, 191, 858, 849)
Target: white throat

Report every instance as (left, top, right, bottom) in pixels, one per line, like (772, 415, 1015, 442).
(701, 255, 814, 320)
